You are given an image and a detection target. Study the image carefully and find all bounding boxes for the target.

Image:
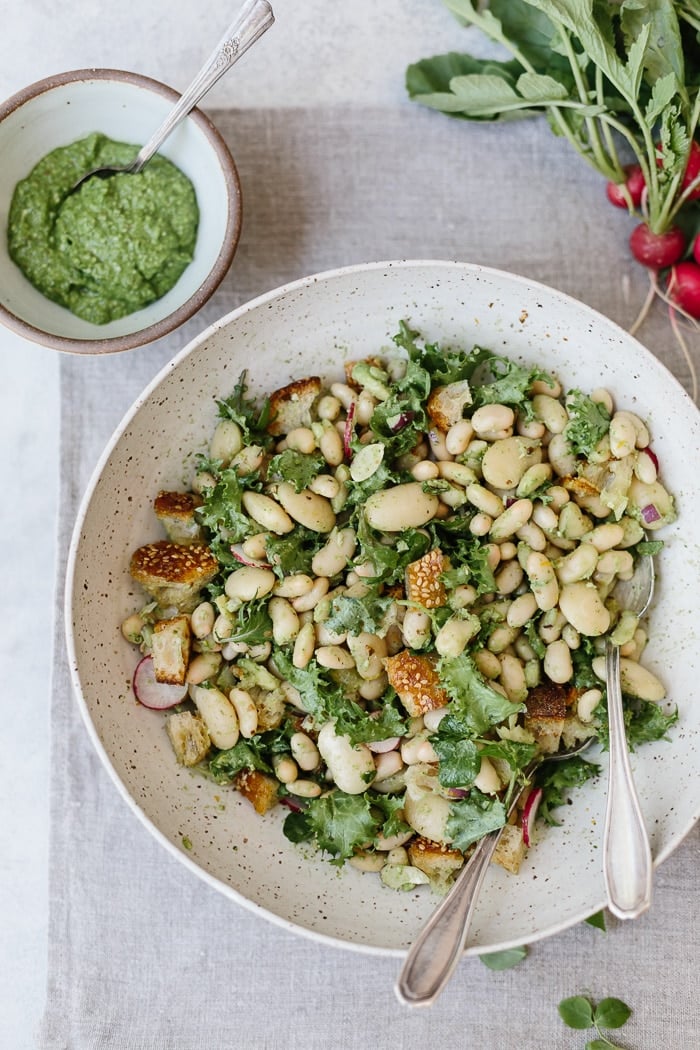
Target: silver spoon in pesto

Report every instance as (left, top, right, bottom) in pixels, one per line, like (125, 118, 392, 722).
(70, 0, 274, 193)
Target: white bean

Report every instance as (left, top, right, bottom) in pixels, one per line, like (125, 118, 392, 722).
(224, 566, 276, 603)
(275, 482, 336, 533)
(547, 433, 577, 477)
(274, 573, 314, 598)
(411, 459, 440, 482)
(516, 520, 547, 551)
(315, 645, 355, 670)
(592, 655, 665, 702)
(365, 482, 439, 531)
(495, 559, 524, 595)
(469, 512, 493, 537)
(228, 688, 258, 739)
(434, 614, 480, 658)
(466, 483, 504, 518)
(373, 750, 404, 782)
(189, 685, 239, 750)
(290, 731, 320, 771)
(471, 403, 515, 438)
(445, 418, 474, 455)
(286, 779, 322, 798)
(286, 426, 316, 454)
(273, 756, 299, 784)
(525, 551, 559, 611)
(555, 543, 599, 584)
(293, 621, 316, 668)
(242, 491, 294, 535)
(584, 523, 625, 552)
(437, 461, 477, 487)
(577, 687, 603, 723)
(533, 393, 568, 433)
(489, 499, 533, 542)
(544, 639, 573, 683)
(185, 651, 222, 685)
(498, 653, 527, 703)
(516, 462, 553, 498)
(507, 592, 537, 628)
(347, 632, 387, 680)
(559, 581, 611, 636)
(596, 550, 634, 577)
(242, 533, 269, 561)
(190, 601, 215, 639)
(121, 612, 145, 644)
(402, 608, 432, 649)
(591, 387, 614, 415)
(311, 528, 357, 578)
(609, 411, 637, 459)
(317, 722, 375, 794)
(209, 419, 243, 465)
(473, 755, 502, 794)
(292, 576, 330, 613)
(268, 596, 300, 646)
(481, 437, 542, 489)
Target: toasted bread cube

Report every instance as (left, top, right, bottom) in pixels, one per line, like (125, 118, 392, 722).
(166, 710, 210, 767)
(524, 681, 568, 754)
(130, 541, 219, 612)
(426, 380, 472, 431)
(267, 376, 322, 437)
(492, 823, 527, 874)
(151, 615, 191, 684)
(153, 490, 203, 545)
(408, 836, 464, 893)
(384, 650, 449, 717)
(234, 769, 279, 815)
(405, 548, 447, 609)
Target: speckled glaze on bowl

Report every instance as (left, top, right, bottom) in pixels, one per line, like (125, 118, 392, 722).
(0, 69, 241, 353)
(66, 260, 700, 955)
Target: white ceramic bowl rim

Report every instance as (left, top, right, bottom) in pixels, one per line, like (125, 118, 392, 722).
(0, 68, 242, 354)
(66, 259, 700, 956)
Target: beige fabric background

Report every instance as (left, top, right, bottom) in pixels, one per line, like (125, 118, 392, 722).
(41, 106, 699, 1048)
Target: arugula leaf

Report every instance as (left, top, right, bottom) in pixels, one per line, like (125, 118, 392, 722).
(446, 789, 507, 850)
(209, 738, 274, 781)
(265, 526, 326, 579)
(323, 591, 394, 637)
(196, 466, 253, 567)
(267, 449, 325, 492)
(564, 389, 611, 457)
(354, 513, 431, 585)
(371, 793, 411, 841)
(283, 810, 312, 844)
(439, 535, 497, 595)
(480, 945, 528, 970)
(217, 599, 273, 646)
(622, 699, 678, 750)
(438, 653, 524, 734)
(303, 792, 379, 861)
(217, 370, 273, 447)
(536, 755, 601, 825)
(585, 909, 607, 931)
(471, 352, 553, 416)
(393, 320, 492, 386)
(433, 734, 481, 788)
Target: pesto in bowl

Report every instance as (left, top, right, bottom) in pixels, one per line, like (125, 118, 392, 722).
(8, 131, 199, 324)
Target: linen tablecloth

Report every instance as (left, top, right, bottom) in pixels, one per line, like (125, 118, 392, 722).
(40, 105, 700, 1048)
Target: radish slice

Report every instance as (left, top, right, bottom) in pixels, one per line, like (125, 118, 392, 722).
(343, 401, 356, 460)
(279, 795, 304, 813)
(230, 543, 270, 568)
(522, 786, 543, 848)
(133, 655, 188, 710)
(642, 446, 659, 472)
(641, 503, 661, 524)
(389, 410, 414, 433)
(367, 736, 400, 754)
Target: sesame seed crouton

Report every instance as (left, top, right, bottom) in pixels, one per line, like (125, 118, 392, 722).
(166, 710, 210, 767)
(267, 376, 322, 437)
(130, 540, 219, 612)
(524, 682, 569, 754)
(152, 615, 191, 684)
(384, 650, 449, 717)
(405, 548, 447, 609)
(492, 823, 526, 874)
(234, 770, 279, 815)
(426, 380, 473, 432)
(153, 490, 203, 545)
(408, 836, 464, 893)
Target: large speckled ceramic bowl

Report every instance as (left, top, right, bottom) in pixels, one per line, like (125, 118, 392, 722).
(0, 69, 241, 353)
(66, 260, 700, 955)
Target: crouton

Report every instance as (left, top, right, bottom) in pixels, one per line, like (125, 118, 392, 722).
(165, 710, 210, 767)
(384, 650, 449, 717)
(153, 490, 203, 544)
(492, 823, 526, 874)
(426, 380, 472, 431)
(405, 548, 447, 609)
(344, 356, 385, 388)
(130, 541, 219, 612)
(267, 376, 322, 436)
(408, 836, 464, 893)
(234, 769, 279, 815)
(152, 615, 192, 684)
(524, 681, 569, 754)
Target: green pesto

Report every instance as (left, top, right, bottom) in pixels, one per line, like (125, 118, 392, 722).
(7, 132, 199, 325)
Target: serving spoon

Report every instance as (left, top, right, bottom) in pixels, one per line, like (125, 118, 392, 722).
(603, 551, 655, 920)
(70, 0, 274, 193)
(395, 736, 595, 1008)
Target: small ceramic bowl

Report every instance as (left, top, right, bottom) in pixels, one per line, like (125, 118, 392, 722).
(0, 69, 242, 353)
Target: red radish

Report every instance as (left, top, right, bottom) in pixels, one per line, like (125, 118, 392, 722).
(693, 233, 700, 266)
(343, 400, 356, 459)
(605, 164, 645, 208)
(681, 140, 700, 200)
(629, 224, 685, 269)
(522, 786, 543, 848)
(230, 543, 270, 568)
(642, 446, 659, 472)
(279, 795, 304, 812)
(667, 261, 700, 319)
(133, 655, 188, 709)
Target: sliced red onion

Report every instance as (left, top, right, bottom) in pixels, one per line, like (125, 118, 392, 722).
(641, 503, 661, 524)
(446, 787, 469, 800)
(343, 400, 356, 460)
(522, 786, 543, 847)
(132, 655, 188, 710)
(230, 543, 270, 568)
(642, 446, 659, 471)
(279, 795, 304, 813)
(389, 410, 414, 433)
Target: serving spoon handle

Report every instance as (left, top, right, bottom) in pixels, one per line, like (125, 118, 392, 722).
(131, 0, 274, 174)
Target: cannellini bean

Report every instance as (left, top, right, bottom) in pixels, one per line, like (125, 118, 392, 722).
(498, 653, 527, 703)
(290, 731, 320, 771)
(268, 596, 300, 646)
(592, 655, 665, 702)
(348, 852, 387, 872)
(330, 381, 356, 409)
(556, 543, 599, 584)
(596, 550, 634, 577)
(293, 621, 316, 668)
(487, 624, 518, 654)
(434, 614, 480, 658)
(547, 485, 570, 510)
(559, 581, 611, 636)
(347, 632, 387, 680)
(515, 635, 537, 662)
(292, 576, 330, 612)
(445, 418, 475, 455)
(489, 499, 533, 542)
(450, 584, 477, 609)
(485, 543, 501, 571)
(577, 688, 603, 722)
(231, 444, 265, 476)
(186, 651, 222, 685)
(533, 393, 569, 433)
(403, 791, 450, 844)
(359, 674, 389, 701)
(402, 608, 432, 650)
(532, 503, 558, 532)
(500, 541, 517, 561)
(591, 387, 614, 415)
(242, 491, 294, 535)
(286, 426, 316, 454)
(189, 685, 239, 750)
(474, 649, 501, 679)
(121, 613, 145, 644)
(544, 639, 573, 683)
(317, 394, 341, 421)
(273, 756, 299, 784)
(531, 375, 561, 397)
(402, 735, 439, 765)
(495, 559, 524, 595)
(311, 527, 357, 578)
(192, 469, 216, 494)
(634, 448, 658, 485)
(286, 779, 322, 798)
(225, 566, 276, 603)
(524, 659, 541, 688)
(317, 722, 376, 794)
(525, 551, 559, 611)
(242, 533, 269, 561)
(274, 481, 336, 533)
(507, 592, 538, 628)
(539, 608, 566, 643)
(427, 428, 453, 461)
(365, 482, 439, 532)
(209, 419, 243, 464)
(411, 459, 440, 482)
(438, 461, 477, 487)
(228, 687, 258, 739)
(516, 416, 546, 439)
(469, 512, 493, 537)
(315, 644, 355, 670)
(317, 426, 344, 469)
(547, 432, 577, 476)
(481, 436, 542, 489)
(190, 601, 215, 639)
(561, 623, 580, 650)
(516, 520, 547, 551)
(628, 478, 674, 531)
(471, 403, 515, 439)
(371, 749, 404, 784)
(516, 462, 553, 497)
(558, 502, 593, 540)
(584, 523, 625, 552)
(213, 612, 234, 643)
(309, 473, 341, 499)
(423, 707, 449, 732)
(274, 573, 314, 598)
(608, 411, 637, 459)
(473, 755, 502, 794)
